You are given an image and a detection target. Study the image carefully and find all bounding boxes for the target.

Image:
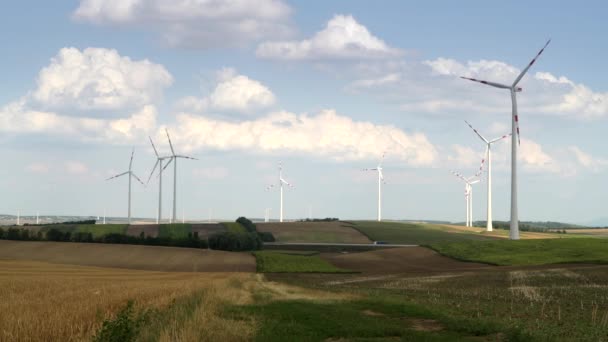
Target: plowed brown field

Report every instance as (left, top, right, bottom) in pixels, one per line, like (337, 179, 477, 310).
(257, 221, 371, 243)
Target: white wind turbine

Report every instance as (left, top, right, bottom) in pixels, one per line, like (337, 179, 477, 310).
(452, 157, 484, 227)
(266, 163, 293, 223)
(364, 153, 386, 222)
(147, 137, 172, 224)
(465, 121, 511, 231)
(106, 148, 145, 224)
(461, 40, 551, 239)
(161, 129, 197, 224)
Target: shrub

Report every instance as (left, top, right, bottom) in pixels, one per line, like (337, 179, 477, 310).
(0, 227, 4, 239)
(94, 301, 144, 342)
(257, 232, 275, 242)
(236, 217, 257, 233)
(7, 228, 22, 240)
(46, 228, 70, 241)
(208, 231, 262, 251)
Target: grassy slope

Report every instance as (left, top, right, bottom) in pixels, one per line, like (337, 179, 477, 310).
(254, 251, 351, 273)
(158, 223, 192, 239)
(352, 221, 498, 244)
(222, 222, 247, 233)
(430, 238, 608, 266)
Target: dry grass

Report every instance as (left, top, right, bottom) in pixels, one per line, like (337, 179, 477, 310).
(257, 221, 371, 243)
(0, 260, 257, 341)
(0, 240, 255, 272)
(439, 224, 568, 239)
(0, 259, 348, 341)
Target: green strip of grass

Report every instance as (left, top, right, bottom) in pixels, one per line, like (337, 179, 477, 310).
(158, 224, 192, 239)
(223, 297, 528, 342)
(430, 238, 608, 266)
(222, 222, 247, 233)
(75, 224, 127, 238)
(254, 251, 351, 273)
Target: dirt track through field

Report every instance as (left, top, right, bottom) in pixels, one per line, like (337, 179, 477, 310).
(0, 240, 255, 272)
(322, 247, 492, 275)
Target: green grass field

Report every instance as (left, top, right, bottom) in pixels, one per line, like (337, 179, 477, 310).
(157, 224, 192, 239)
(430, 238, 608, 266)
(352, 221, 497, 244)
(254, 251, 351, 273)
(222, 222, 247, 233)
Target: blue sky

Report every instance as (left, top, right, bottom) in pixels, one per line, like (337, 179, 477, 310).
(1, 1, 607, 224)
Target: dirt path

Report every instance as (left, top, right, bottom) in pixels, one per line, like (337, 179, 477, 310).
(0, 240, 255, 272)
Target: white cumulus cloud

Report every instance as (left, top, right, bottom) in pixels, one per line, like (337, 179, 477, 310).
(165, 109, 437, 165)
(256, 15, 402, 60)
(177, 68, 276, 114)
(32, 47, 172, 113)
(73, 0, 293, 48)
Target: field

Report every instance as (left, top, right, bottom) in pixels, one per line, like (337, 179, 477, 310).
(254, 251, 351, 273)
(0, 240, 255, 272)
(5, 221, 608, 341)
(158, 223, 192, 239)
(257, 221, 371, 243)
(223, 222, 247, 233)
(430, 238, 608, 266)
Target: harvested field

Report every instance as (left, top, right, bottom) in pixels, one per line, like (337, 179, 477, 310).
(257, 221, 371, 243)
(0, 240, 255, 272)
(126, 223, 159, 237)
(322, 247, 491, 275)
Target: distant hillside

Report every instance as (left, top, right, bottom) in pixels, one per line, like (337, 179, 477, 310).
(469, 221, 585, 230)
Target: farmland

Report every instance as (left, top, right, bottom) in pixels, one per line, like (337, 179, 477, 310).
(3, 221, 608, 341)
(257, 221, 371, 243)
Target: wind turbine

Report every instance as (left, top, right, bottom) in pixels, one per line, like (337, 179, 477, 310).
(267, 163, 293, 222)
(161, 129, 197, 224)
(461, 40, 551, 239)
(106, 148, 145, 224)
(364, 153, 386, 222)
(452, 172, 480, 227)
(465, 121, 511, 231)
(147, 137, 172, 224)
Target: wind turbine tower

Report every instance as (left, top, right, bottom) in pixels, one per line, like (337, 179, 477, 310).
(267, 163, 293, 223)
(163, 129, 197, 224)
(464, 121, 511, 231)
(364, 153, 386, 221)
(147, 137, 172, 224)
(106, 148, 145, 224)
(461, 40, 551, 239)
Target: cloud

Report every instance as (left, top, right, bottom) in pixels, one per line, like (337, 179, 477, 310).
(25, 162, 51, 174)
(567, 146, 608, 172)
(256, 15, 402, 60)
(73, 0, 292, 48)
(177, 68, 276, 114)
(32, 47, 172, 113)
(166, 109, 437, 165)
(65, 161, 89, 175)
(0, 100, 157, 144)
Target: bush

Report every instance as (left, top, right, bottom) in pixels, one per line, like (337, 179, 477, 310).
(46, 228, 71, 241)
(0, 227, 4, 239)
(208, 231, 262, 251)
(7, 228, 23, 240)
(257, 232, 275, 242)
(94, 301, 144, 342)
(236, 217, 257, 233)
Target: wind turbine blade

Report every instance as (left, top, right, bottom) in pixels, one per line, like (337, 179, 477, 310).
(474, 156, 486, 178)
(489, 133, 512, 144)
(266, 184, 275, 191)
(451, 170, 467, 182)
(512, 39, 551, 87)
(363, 168, 378, 171)
(165, 128, 176, 156)
(460, 77, 510, 89)
(378, 169, 384, 180)
(176, 155, 198, 160)
(149, 137, 160, 158)
(379, 152, 386, 167)
(161, 157, 174, 172)
(146, 160, 160, 185)
(464, 120, 489, 143)
(106, 171, 129, 181)
(129, 148, 134, 171)
(131, 173, 145, 186)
